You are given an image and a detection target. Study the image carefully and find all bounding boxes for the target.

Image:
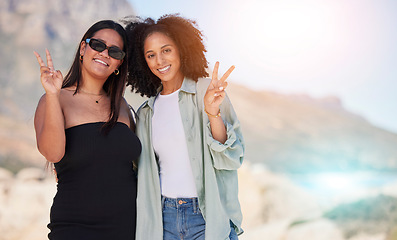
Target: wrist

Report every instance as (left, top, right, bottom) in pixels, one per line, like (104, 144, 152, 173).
(46, 92, 60, 97)
(45, 92, 61, 102)
(204, 108, 221, 118)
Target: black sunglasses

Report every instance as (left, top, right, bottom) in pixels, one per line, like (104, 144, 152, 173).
(85, 38, 125, 60)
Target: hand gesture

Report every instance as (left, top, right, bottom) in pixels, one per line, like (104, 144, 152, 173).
(204, 62, 235, 116)
(33, 49, 63, 96)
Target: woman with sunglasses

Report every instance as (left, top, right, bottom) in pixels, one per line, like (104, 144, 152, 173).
(33, 20, 141, 239)
(125, 14, 244, 240)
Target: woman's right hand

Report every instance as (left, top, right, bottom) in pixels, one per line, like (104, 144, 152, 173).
(33, 49, 66, 163)
(33, 49, 63, 95)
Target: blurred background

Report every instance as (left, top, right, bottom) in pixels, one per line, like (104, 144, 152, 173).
(0, 0, 397, 239)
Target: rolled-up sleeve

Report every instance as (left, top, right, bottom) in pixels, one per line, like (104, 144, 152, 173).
(205, 94, 244, 170)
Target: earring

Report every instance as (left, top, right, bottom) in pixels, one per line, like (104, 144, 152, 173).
(80, 55, 83, 61)
(114, 69, 120, 75)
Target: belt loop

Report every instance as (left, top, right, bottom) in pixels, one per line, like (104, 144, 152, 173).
(161, 196, 165, 209)
(193, 198, 197, 213)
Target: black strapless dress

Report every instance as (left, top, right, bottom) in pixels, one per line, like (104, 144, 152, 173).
(48, 122, 141, 240)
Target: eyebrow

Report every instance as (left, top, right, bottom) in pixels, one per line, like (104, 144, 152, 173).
(161, 44, 172, 49)
(145, 44, 173, 54)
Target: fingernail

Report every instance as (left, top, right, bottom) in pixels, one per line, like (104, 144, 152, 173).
(214, 93, 218, 97)
(219, 87, 224, 91)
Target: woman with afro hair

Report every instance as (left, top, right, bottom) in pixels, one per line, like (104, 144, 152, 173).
(125, 14, 244, 240)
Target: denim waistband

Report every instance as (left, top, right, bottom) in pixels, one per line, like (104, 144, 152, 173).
(161, 196, 200, 212)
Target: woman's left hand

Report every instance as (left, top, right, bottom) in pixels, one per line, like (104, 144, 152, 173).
(204, 62, 235, 116)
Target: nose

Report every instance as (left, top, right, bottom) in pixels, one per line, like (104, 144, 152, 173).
(99, 48, 110, 58)
(155, 54, 164, 65)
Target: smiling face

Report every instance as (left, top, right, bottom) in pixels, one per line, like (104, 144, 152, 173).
(80, 28, 124, 81)
(143, 31, 184, 86)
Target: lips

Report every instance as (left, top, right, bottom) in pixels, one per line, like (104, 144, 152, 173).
(93, 58, 109, 67)
(157, 65, 170, 73)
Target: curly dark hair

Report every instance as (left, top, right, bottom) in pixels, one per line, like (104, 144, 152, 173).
(124, 14, 209, 97)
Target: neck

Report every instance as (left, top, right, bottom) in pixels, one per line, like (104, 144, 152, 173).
(161, 76, 184, 95)
(79, 76, 107, 95)
(79, 67, 109, 94)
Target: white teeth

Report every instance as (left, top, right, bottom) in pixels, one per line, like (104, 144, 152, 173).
(158, 65, 170, 72)
(94, 59, 108, 66)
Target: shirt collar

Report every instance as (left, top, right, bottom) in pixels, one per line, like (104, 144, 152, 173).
(180, 77, 197, 94)
(146, 77, 197, 110)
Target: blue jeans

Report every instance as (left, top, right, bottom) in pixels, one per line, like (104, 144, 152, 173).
(162, 196, 238, 240)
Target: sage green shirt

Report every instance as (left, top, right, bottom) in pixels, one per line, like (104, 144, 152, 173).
(135, 77, 244, 240)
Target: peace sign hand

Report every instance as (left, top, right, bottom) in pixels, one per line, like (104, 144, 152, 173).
(33, 49, 63, 96)
(204, 62, 235, 116)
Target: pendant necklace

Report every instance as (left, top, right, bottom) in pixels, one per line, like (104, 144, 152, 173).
(79, 89, 105, 104)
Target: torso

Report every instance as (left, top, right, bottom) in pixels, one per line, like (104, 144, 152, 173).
(48, 121, 141, 239)
(152, 89, 198, 198)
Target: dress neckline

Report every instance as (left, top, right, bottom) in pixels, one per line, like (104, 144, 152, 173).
(65, 122, 128, 131)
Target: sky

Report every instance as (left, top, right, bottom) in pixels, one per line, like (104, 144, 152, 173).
(128, 0, 397, 133)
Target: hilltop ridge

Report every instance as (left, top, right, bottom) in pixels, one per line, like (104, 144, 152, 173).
(1, 0, 397, 174)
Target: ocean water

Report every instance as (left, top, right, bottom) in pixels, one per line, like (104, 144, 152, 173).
(287, 171, 397, 207)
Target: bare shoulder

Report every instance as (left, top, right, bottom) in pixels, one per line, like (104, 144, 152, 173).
(34, 94, 47, 118)
(59, 87, 76, 102)
(119, 97, 133, 128)
(120, 97, 131, 114)
(34, 90, 66, 132)
(36, 93, 47, 107)
(35, 88, 73, 119)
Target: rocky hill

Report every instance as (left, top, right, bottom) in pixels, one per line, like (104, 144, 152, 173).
(0, 0, 135, 119)
(226, 83, 397, 173)
(3, 164, 397, 240)
(1, 0, 397, 174)
(2, 1, 397, 240)
(0, 0, 136, 171)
